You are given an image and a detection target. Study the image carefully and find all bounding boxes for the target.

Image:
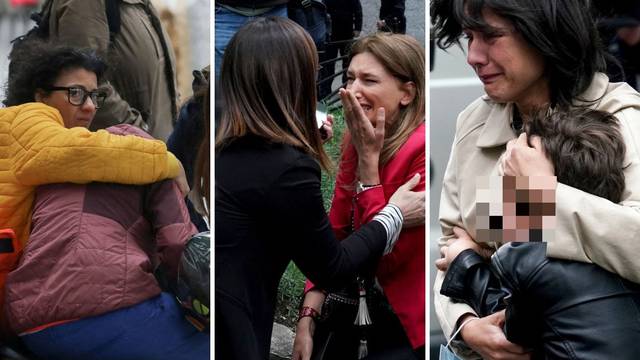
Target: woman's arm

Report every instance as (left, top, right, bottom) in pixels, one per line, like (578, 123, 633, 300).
(266, 157, 386, 289)
(292, 289, 326, 360)
(10, 103, 180, 186)
(434, 133, 479, 341)
(266, 155, 420, 290)
(146, 179, 198, 283)
(435, 129, 527, 359)
(355, 136, 426, 226)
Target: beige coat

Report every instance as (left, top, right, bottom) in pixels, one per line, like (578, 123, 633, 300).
(48, 0, 179, 141)
(434, 73, 640, 357)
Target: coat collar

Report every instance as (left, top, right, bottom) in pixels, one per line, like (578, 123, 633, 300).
(475, 73, 612, 149)
(476, 97, 516, 149)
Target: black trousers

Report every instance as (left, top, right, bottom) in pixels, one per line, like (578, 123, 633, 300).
(311, 299, 422, 360)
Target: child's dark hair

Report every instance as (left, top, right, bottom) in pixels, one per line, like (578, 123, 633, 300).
(3, 38, 107, 107)
(524, 109, 626, 203)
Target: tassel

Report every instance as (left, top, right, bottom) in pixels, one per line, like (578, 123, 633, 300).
(357, 339, 368, 359)
(354, 282, 372, 326)
(354, 278, 371, 359)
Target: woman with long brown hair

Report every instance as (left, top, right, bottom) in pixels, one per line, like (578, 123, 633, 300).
(215, 17, 424, 359)
(294, 33, 426, 360)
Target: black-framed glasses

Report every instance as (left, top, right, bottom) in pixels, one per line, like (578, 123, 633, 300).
(45, 86, 107, 109)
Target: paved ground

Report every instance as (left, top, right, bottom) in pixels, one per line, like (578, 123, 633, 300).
(361, 0, 425, 46)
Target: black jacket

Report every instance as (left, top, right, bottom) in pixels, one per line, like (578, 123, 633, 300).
(215, 136, 387, 359)
(325, 0, 362, 40)
(441, 242, 640, 360)
(216, 0, 289, 8)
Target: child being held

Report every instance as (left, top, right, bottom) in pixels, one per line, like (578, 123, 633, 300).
(440, 108, 640, 359)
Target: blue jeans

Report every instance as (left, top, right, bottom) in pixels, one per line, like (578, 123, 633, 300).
(439, 345, 463, 360)
(214, 5, 288, 78)
(22, 293, 209, 360)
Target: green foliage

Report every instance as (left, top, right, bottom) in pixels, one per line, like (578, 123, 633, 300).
(274, 262, 307, 328)
(274, 110, 346, 329)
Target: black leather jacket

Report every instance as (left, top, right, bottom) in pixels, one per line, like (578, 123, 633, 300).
(441, 242, 640, 360)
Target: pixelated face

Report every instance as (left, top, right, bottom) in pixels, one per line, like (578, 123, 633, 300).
(476, 176, 556, 243)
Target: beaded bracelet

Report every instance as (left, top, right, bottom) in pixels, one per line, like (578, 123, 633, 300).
(297, 306, 320, 322)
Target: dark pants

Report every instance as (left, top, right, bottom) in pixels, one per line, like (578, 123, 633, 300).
(312, 300, 420, 360)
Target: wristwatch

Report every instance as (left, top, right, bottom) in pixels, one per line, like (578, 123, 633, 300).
(356, 181, 381, 194)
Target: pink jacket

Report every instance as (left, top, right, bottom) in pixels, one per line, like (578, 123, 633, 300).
(4, 125, 196, 334)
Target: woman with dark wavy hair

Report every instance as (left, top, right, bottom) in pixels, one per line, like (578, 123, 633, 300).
(0, 39, 203, 359)
(431, 0, 640, 359)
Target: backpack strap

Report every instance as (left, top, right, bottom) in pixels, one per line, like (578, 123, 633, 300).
(105, 0, 121, 44)
(143, 0, 178, 121)
(12, 0, 54, 42)
(32, 0, 54, 31)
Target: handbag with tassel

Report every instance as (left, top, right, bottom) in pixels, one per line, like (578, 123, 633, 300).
(311, 276, 381, 360)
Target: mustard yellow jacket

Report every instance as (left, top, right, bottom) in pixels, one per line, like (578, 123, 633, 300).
(0, 103, 181, 247)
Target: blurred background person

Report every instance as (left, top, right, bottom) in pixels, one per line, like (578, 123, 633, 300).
(318, 0, 362, 100)
(377, 0, 406, 34)
(38, 0, 179, 141)
(214, 0, 289, 78)
(1, 0, 210, 143)
(595, 0, 640, 90)
(168, 67, 211, 232)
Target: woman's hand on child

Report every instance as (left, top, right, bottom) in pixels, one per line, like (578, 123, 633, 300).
(502, 133, 554, 177)
(436, 227, 478, 271)
(436, 227, 489, 271)
(461, 311, 532, 360)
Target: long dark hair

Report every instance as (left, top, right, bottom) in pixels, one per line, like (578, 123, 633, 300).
(190, 81, 210, 219)
(431, 0, 608, 109)
(215, 16, 331, 170)
(4, 39, 106, 106)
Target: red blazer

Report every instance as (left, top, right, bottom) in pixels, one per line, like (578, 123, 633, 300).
(307, 123, 425, 349)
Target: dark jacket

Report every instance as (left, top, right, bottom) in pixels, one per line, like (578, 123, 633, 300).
(167, 97, 208, 232)
(379, 0, 405, 33)
(215, 136, 387, 359)
(441, 242, 640, 360)
(325, 0, 361, 40)
(217, 0, 289, 8)
(48, 0, 179, 141)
